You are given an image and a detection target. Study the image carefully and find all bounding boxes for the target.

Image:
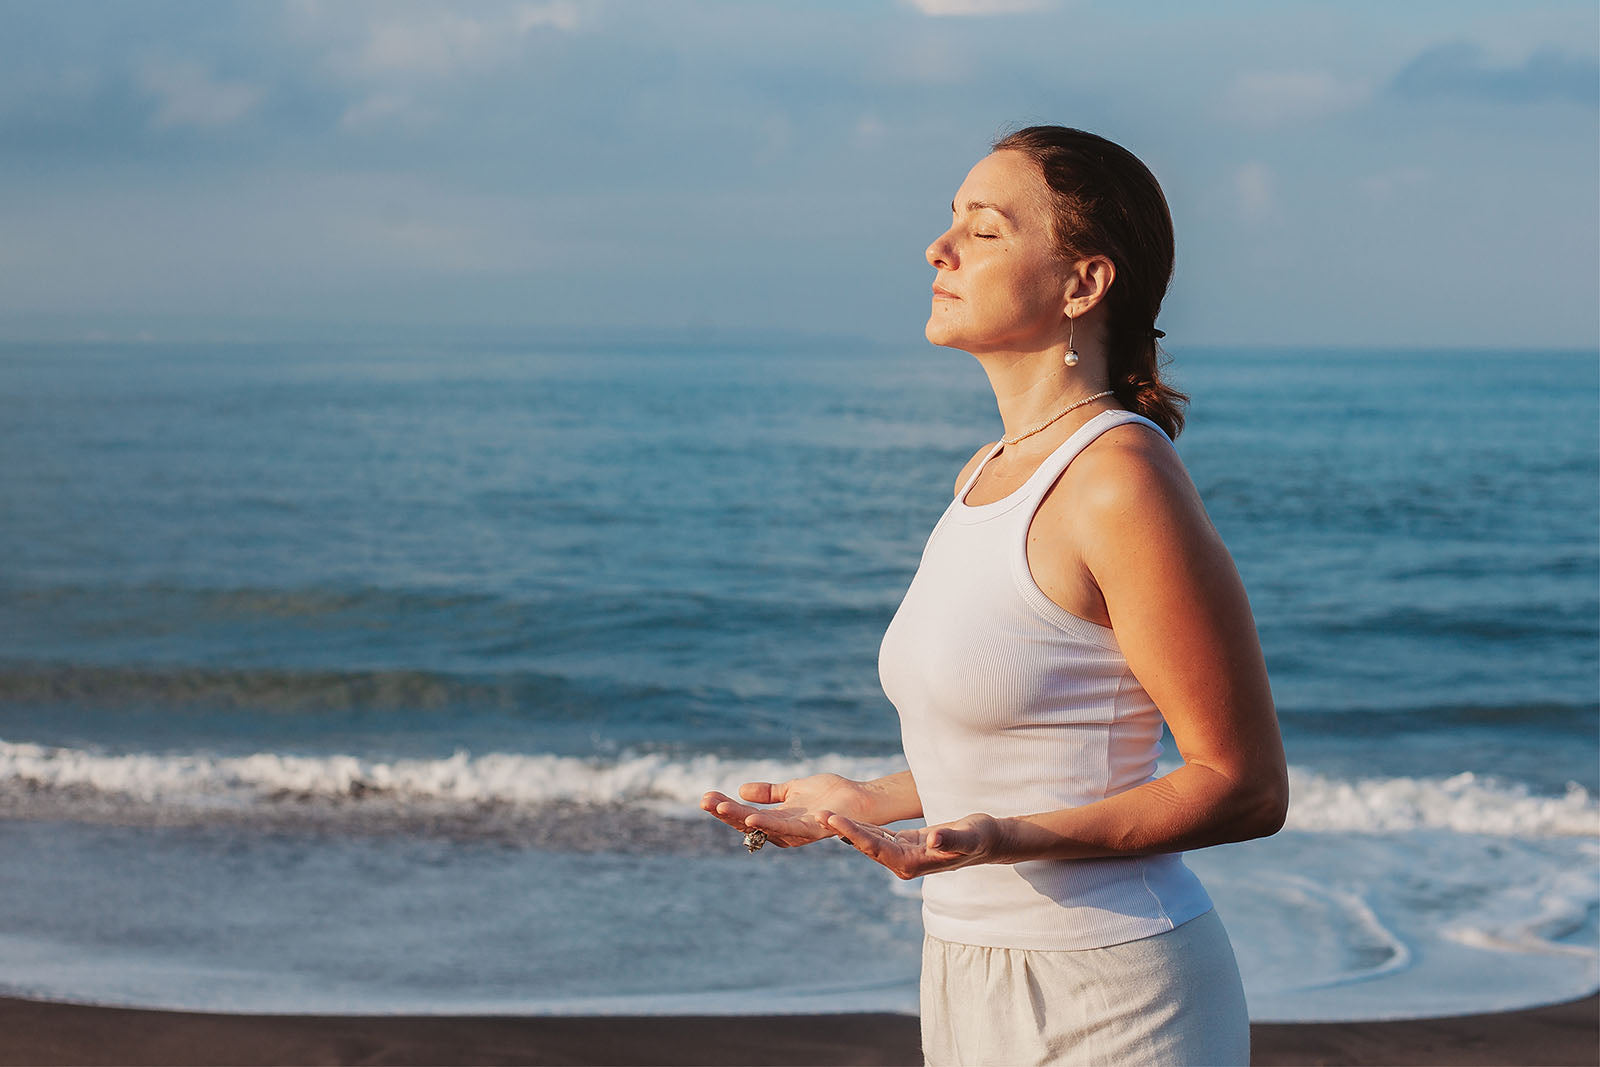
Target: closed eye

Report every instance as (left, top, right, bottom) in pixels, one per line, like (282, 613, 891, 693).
(974, 233, 998, 239)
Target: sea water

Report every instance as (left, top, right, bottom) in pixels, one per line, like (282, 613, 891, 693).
(0, 339, 1595, 1021)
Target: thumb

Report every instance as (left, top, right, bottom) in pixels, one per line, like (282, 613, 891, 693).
(738, 780, 785, 804)
(825, 813, 864, 841)
(927, 827, 978, 854)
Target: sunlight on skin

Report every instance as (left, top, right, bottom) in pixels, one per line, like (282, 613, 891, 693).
(700, 771, 924, 849)
(825, 813, 997, 880)
(701, 147, 1285, 883)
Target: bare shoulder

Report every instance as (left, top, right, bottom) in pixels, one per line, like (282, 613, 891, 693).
(952, 441, 999, 499)
(1053, 421, 1212, 544)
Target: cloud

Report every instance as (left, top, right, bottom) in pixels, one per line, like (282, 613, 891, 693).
(516, 2, 582, 32)
(900, 0, 1058, 15)
(1389, 43, 1598, 107)
(291, 0, 586, 81)
(1221, 70, 1369, 126)
(138, 60, 263, 128)
(1, 0, 1594, 347)
(358, 9, 500, 76)
(1233, 162, 1276, 224)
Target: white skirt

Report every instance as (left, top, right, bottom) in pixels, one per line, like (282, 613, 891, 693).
(920, 908, 1249, 1067)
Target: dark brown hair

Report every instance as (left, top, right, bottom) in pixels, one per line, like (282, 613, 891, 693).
(991, 125, 1188, 439)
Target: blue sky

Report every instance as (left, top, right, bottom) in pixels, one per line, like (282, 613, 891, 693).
(1, 0, 1595, 347)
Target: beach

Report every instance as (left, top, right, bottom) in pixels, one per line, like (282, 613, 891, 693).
(2, 343, 1596, 1033)
(0, 993, 1595, 1066)
(6, 0, 1600, 1056)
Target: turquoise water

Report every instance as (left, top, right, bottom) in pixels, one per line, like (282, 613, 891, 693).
(0, 340, 1595, 1019)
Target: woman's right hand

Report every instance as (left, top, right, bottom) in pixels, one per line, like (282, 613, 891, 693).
(700, 773, 872, 848)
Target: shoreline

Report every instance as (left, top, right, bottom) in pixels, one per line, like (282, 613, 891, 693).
(0, 992, 1594, 1066)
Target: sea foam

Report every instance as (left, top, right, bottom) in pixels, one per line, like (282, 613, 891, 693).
(2, 739, 1594, 838)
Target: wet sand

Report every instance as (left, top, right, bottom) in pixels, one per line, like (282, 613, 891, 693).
(0, 992, 1594, 1066)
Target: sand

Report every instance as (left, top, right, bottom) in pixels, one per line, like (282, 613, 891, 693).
(0, 993, 1593, 1066)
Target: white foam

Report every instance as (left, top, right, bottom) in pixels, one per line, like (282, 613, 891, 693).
(1191, 833, 1600, 1021)
(1441, 854, 1600, 959)
(1259, 873, 1413, 989)
(1284, 767, 1598, 837)
(0, 739, 908, 817)
(2, 738, 1597, 1023)
(1, 739, 1596, 838)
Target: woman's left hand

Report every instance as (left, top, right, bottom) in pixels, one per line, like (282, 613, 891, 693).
(825, 812, 1009, 880)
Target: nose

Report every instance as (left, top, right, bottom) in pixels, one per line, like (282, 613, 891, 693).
(926, 228, 956, 270)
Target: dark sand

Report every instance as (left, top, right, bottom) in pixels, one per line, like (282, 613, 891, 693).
(0, 993, 1594, 1066)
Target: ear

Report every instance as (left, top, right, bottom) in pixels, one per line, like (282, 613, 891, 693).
(1062, 255, 1115, 318)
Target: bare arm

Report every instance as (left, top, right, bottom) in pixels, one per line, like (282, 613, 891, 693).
(831, 428, 1287, 876)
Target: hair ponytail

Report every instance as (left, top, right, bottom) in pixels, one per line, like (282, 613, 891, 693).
(1109, 328, 1188, 442)
(992, 126, 1188, 439)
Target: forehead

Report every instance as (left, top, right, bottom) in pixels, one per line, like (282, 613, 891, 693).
(953, 150, 1052, 222)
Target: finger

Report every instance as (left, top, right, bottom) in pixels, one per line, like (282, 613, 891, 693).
(707, 797, 762, 828)
(826, 814, 896, 844)
(827, 814, 896, 862)
(743, 810, 817, 837)
(824, 812, 860, 841)
(738, 781, 786, 804)
(746, 808, 837, 843)
(926, 827, 977, 854)
(831, 816, 943, 880)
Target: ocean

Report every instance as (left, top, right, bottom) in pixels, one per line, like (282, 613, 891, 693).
(1, 338, 1595, 1022)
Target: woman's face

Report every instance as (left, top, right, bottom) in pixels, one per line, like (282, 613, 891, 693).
(924, 150, 1074, 354)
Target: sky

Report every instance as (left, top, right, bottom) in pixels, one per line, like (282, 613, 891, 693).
(0, 0, 1595, 348)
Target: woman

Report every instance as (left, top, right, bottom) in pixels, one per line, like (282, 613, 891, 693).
(702, 126, 1287, 1066)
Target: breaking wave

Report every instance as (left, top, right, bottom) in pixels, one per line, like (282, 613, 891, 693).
(1, 739, 1594, 839)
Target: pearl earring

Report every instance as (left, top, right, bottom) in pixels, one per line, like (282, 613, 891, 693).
(1064, 315, 1079, 367)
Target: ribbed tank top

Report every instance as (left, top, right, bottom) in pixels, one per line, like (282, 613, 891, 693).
(878, 408, 1214, 951)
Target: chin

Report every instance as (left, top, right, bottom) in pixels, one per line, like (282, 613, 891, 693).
(924, 318, 960, 349)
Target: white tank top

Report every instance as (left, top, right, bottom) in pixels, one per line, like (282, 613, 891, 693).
(878, 408, 1214, 950)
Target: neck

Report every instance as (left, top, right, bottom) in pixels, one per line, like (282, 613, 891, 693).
(973, 343, 1114, 446)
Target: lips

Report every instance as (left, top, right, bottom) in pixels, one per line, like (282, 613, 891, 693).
(932, 284, 959, 300)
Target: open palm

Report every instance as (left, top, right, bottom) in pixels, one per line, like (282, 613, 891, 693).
(827, 812, 1004, 879)
(701, 773, 871, 848)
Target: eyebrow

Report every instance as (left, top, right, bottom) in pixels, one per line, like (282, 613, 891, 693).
(952, 199, 1013, 221)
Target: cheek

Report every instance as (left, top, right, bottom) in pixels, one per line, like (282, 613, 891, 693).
(993, 246, 1056, 285)
(1020, 260, 1070, 313)
(981, 264, 1060, 318)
